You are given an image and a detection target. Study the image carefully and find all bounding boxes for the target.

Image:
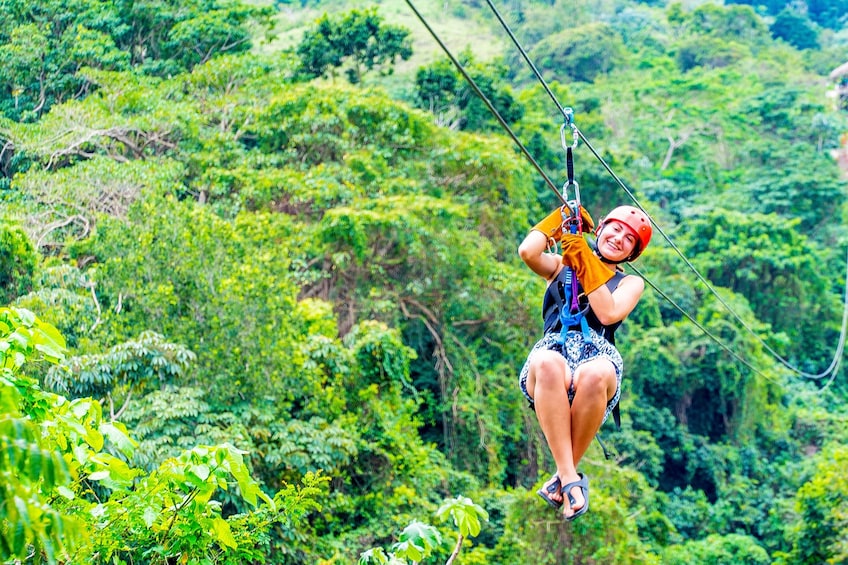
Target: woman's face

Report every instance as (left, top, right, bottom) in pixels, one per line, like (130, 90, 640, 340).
(597, 220, 638, 261)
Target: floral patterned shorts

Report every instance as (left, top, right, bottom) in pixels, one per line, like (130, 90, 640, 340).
(518, 329, 623, 425)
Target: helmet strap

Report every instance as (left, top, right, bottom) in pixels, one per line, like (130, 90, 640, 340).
(591, 239, 627, 264)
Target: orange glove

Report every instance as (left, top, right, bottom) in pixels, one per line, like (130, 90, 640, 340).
(560, 233, 613, 294)
(531, 205, 594, 245)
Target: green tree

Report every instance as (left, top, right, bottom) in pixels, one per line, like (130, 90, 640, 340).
(0, 220, 36, 304)
(317, 189, 536, 481)
(678, 209, 839, 369)
(769, 10, 820, 50)
(527, 22, 625, 83)
(806, 0, 848, 29)
(685, 3, 769, 45)
(0, 305, 325, 563)
(0, 0, 271, 121)
(0, 306, 75, 562)
(625, 300, 777, 446)
(725, 0, 792, 17)
(77, 198, 307, 404)
(13, 265, 100, 350)
(44, 330, 196, 418)
(738, 151, 845, 232)
(415, 57, 460, 127)
(414, 53, 524, 132)
(676, 36, 749, 72)
(296, 8, 412, 84)
(360, 496, 488, 565)
(153, 1, 267, 71)
(663, 533, 770, 564)
(6, 156, 185, 252)
(779, 446, 848, 564)
(0, 11, 129, 121)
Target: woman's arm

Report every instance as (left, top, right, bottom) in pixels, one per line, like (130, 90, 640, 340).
(518, 230, 564, 282)
(585, 275, 644, 326)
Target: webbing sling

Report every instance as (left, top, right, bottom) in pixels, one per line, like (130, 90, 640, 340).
(554, 145, 593, 347)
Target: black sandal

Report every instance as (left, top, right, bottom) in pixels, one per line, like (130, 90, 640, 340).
(562, 473, 589, 521)
(536, 474, 563, 509)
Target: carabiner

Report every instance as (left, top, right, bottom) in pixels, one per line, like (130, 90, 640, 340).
(560, 184, 582, 234)
(562, 182, 581, 212)
(562, 180, 580, 210)
(560, 120, 578, 150)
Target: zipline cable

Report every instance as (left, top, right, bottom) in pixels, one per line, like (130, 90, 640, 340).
(403, 0, 567, 205)
(815, 247, 848, 391)
(481, 0, 642, 204)
(627, 262, 774, 382)
(482, 0, 848, 381)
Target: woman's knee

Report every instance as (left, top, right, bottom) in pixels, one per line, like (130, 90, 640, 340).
(575, 362, 616, 396)
(529, 351, 567, 387)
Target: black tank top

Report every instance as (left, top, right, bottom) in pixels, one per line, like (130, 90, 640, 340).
(541, 268, 626, 343)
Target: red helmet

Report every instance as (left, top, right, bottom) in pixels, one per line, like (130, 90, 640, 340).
(595, 205, 652, 260)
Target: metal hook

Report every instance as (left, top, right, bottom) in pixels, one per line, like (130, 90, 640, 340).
(560, 120, 578, 150)
(562, 181, 581, 209)
(560, 181, 582, 233)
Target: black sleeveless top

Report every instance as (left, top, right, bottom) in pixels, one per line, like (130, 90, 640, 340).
(542, 268, 626, 344)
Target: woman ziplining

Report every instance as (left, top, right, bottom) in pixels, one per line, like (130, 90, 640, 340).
(517, 202, 651, 520)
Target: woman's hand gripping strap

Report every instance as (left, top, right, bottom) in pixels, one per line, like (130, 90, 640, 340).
(566, 203, 595, 234)
(531, 205, 595, 251)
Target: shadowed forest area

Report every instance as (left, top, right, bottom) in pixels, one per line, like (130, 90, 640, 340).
(1, 0, 847, 563)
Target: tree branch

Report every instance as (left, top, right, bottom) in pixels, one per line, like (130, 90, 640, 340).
(36, 214, 90, 249)
(445, 534, 464, 565)
(113, 389, 133, 421)
(86, 281, 102, 334)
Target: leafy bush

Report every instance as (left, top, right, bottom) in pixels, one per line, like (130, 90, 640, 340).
(0, 221, 36, 304)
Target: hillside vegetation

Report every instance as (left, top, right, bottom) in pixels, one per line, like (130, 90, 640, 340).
(1, 0, 847, 563)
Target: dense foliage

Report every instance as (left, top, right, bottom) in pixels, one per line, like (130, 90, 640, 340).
(0, 0, 273, 122)
(296, 7, 413, 83)
(1, 0, 847, 563)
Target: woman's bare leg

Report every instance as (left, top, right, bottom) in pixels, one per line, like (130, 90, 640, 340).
(526, 350, 579, 507)
(562, 358, 617, 517)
